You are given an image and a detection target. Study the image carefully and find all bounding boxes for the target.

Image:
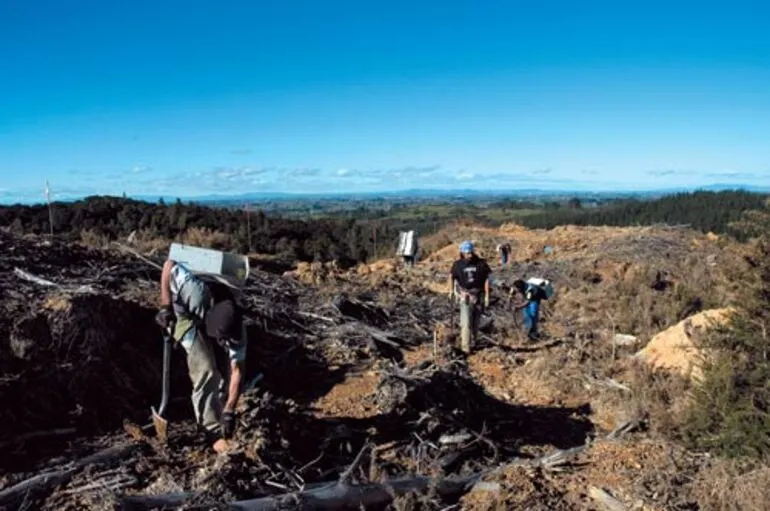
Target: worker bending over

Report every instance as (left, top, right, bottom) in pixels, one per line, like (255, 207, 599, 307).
(155, 259, 247, 453)
(510, 279, 547, 340)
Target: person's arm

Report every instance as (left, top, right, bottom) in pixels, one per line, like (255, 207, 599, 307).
(224, 359, 244, 412)
(224, 321, 248, 412)
(514, 287, 534, 310)
(155, 260, 176, 330)
(160, 259, 174, 307)
(220, 321, 247, 439)
(508, 288, 528, 310)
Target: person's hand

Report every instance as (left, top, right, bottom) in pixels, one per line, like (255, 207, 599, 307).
(221, 410, 236, 439)
(155, 305, 174, 330)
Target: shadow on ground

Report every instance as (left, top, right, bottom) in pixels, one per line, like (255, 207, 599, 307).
(243, 323, 349, 405)
(225, 362, 595, 502)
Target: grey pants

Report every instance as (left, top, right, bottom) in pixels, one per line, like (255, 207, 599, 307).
(182, 327, 224, 436)
(459, 293, 483, 353)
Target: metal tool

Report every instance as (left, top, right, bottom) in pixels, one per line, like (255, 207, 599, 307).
(150, 329, 172, 444)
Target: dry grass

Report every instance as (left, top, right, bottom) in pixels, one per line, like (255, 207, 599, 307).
(692, 458, 770, 511)
(177, 226, 231, 249)
(78, 229, 110, 249)
(609, 360, 691, 436)
(127, 229, 170, 254)
(42, 293, 73, 312)
(108, 226, 235, 255)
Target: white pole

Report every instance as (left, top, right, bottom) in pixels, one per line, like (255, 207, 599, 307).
(245, 203, 252, 251)
(45, 180, 54, 238)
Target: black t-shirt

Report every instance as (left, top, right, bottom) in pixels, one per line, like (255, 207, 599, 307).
(451, 256, 491, 292)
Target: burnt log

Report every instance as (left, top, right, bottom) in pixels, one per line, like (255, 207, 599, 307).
(120, 475, 477, 511)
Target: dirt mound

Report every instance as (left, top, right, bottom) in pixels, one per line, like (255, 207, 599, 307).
(286, 261, 341, 285)
(1, 293, 169, 472)
(636, 308, 735, 378)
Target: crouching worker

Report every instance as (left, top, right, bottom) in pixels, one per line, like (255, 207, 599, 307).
(155, 259, 247, 453)
(510, 279, 547, 341)
(449, 241, 491, 354)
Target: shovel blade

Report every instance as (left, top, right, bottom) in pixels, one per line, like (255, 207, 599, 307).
(151, 406, 168, 444)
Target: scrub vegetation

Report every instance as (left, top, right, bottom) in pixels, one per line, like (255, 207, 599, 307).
(0, 190, 765, 264)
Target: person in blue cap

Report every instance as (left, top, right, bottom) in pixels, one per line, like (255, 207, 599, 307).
(449, 241, 491, 353)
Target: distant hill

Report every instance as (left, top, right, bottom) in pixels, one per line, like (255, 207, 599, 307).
(5, 182, 770, 207)
(140, 183, 770, 206)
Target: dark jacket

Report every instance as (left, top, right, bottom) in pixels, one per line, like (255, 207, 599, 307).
(451, 255, 491, 292)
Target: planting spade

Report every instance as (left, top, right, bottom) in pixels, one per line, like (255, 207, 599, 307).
(150, 330, 173, 444)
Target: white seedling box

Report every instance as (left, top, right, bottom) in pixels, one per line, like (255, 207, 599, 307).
(396, 230, 418, 257)
(168, 243, 249, 287)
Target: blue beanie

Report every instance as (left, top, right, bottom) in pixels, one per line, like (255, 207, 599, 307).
(460, 241, 474, 254)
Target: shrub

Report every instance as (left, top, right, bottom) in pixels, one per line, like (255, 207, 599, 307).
(681, 203, 770, 458)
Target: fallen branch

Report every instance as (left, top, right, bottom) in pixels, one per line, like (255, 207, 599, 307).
(585, 375, 632, 393)
(120, 438, 594, 511)
(337, 442, 371, 486)
(14, 267, 58, 287)
(121, 474, 477, 511)
(13, 267, 95, 293)
(606, 417, 645, 440)
(0, 443, 137, 508)
(296, 311, 336, 323)
(589, 486, 627, 511)
(61, 475, 138, 496)
(0, 427, 77, 449)
(111, 242, 164, 271)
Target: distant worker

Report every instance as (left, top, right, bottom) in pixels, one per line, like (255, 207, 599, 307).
(449, 241, 491, 353)
(496, 242, 512, 266)
(404, 238, 418, 268)
(397, 230, 419, 269)
(510, 278, 550, 341)
(155, 259, 248, 453)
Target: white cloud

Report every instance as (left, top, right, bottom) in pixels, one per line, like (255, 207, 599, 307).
(215, 166, 272, 181)
(131, 164, 152, 174)
(455, 172, 475, 181)
(704, 171, 760, 179)
(647, 169, 696, 177)
(284, 168, 321, 178)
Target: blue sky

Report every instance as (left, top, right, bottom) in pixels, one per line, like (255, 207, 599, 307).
(1, 0, 769, 203)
